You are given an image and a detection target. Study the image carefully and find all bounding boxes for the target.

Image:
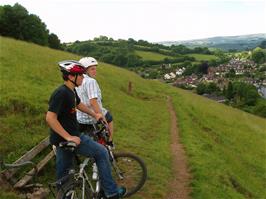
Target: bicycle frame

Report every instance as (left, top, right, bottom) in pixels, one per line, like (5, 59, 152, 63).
(70, 146, 125, 199)
(106, 146, 124, 180)
(72, 156, 101, 199)
(56, 120, 147, 198)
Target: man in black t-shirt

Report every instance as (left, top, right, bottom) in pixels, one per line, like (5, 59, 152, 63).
(46, 60, 126, 198)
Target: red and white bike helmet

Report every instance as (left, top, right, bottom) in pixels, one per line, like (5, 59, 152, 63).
(58, 60, 86, 75)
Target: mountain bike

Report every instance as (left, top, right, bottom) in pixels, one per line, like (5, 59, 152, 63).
(55, 121, 147, 199)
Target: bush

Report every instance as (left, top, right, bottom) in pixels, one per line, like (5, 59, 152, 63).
(253, 99, 266, 118)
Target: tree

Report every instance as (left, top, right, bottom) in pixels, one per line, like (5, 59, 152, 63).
(226, 81, 234, 100)
(0, 3, 50, 46)
(225, 68, 236, 78)
(196, 83, 207, 95)
(127, 54, 142, 67)
(232, 82, 259, 106)
(206, 82, 220, 94)
(22, 14, 48, 45)
(183, 65, 196, 76)
(251, 49, 266, 64)
(197, 62, 209, 74)
(48, 33, 61, 49)
(253, 99, 266, 118)
(0, 4, 28, 39)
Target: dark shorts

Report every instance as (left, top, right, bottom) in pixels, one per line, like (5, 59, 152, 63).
(105, 111, 113, 123)
(78, 111, 113, 134)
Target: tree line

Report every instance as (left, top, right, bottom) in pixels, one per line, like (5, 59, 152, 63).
(195, 81, 266, 118)
(1, 3, 265, 69)
(0, 3, 61, 49)
(65, 36, 222, 68)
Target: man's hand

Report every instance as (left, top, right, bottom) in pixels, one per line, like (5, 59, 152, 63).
(66, 135, 81, 145)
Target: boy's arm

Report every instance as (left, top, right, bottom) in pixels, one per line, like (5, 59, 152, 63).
(46, 111, 80, 145)
(77, 102, 103, 121)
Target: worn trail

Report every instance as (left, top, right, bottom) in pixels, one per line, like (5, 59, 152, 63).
(166, 96, 192, 199)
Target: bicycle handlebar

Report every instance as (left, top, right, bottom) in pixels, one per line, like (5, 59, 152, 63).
(98, 119, 109, 129)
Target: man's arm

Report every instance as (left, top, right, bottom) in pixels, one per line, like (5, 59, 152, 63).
(46, 111, 80, 145)
(90, 98, 101, 113)
(77, 102, 103, 121)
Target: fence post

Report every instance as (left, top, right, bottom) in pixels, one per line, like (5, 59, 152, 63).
(128, 81, 132, 94)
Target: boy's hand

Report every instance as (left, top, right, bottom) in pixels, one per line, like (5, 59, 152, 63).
(66, 135, 81, 145)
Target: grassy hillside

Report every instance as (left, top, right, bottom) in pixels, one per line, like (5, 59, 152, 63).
(0, 37, 172, 198)
(187, 53, 218, 61)
(135, 50, 173, 61)
(168, 89, 266, 198)
(1, 36, 266, 199)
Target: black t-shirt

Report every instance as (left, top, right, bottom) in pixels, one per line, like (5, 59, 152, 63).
(48, 84, 81, 145)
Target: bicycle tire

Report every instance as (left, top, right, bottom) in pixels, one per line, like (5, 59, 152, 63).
(112, 152, 147, 197)
(56, 179, 92, 199)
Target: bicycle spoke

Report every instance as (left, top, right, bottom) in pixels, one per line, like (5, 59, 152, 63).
(112, 152, 147, 197)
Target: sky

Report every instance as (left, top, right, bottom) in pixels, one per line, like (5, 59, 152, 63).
(0, 0, 265, 43)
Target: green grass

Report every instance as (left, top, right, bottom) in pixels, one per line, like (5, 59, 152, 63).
(187, 53, 218, 61)
(0, 37, 172, 198)
(166, 88, 266, 199)
(135, 50, 173, 61)
(1, 36, 266, 198)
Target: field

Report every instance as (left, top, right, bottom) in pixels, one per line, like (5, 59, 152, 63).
(1, 36, 266, 199)
(187, 53, 218, 61)
(135, 50, 173, 61)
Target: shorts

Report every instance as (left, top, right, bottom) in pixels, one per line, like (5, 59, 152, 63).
(78, 111, 113, 134)
(105, 111, 113, 123)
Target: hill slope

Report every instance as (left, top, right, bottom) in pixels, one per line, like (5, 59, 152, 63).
(1, 36, 265, 199)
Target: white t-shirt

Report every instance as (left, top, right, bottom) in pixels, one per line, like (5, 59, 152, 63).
(76, 74, 107, 124)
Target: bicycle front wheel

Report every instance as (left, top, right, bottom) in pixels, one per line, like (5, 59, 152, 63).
(112, 152, 147, 197)
(56, 180, 92, 199)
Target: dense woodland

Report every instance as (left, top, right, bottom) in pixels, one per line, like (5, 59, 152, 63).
(0, 3, 61, 49)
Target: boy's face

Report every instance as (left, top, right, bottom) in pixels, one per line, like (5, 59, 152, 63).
(68, 73, 84, 86)
(86, 65, 97, 78)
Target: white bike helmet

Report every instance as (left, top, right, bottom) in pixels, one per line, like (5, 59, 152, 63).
(79, 57, 98, 69)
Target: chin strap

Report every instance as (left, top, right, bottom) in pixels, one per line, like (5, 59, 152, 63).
(69, 74, 79, 87)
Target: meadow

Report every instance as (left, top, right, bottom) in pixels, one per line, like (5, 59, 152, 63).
(187, 53, 218, 61)
(135, 50, 173, 61)
(1, 36, 265, 199)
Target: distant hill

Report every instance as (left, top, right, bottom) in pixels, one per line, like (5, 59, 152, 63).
(159, 33, 266, 51)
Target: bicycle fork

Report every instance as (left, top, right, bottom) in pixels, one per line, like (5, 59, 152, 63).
(108, 149, 124, 180)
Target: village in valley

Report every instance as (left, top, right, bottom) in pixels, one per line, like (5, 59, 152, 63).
(162, 58, 266, 101)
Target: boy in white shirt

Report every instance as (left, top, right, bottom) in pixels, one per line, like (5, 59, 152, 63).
(76, 57, 114, 144)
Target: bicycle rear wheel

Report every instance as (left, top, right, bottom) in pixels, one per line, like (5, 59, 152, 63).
(56, 180, 92, 199)
(112, 152, 147, 197)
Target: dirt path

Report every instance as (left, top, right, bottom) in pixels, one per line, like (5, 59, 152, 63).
(166, 96, 192, 199)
